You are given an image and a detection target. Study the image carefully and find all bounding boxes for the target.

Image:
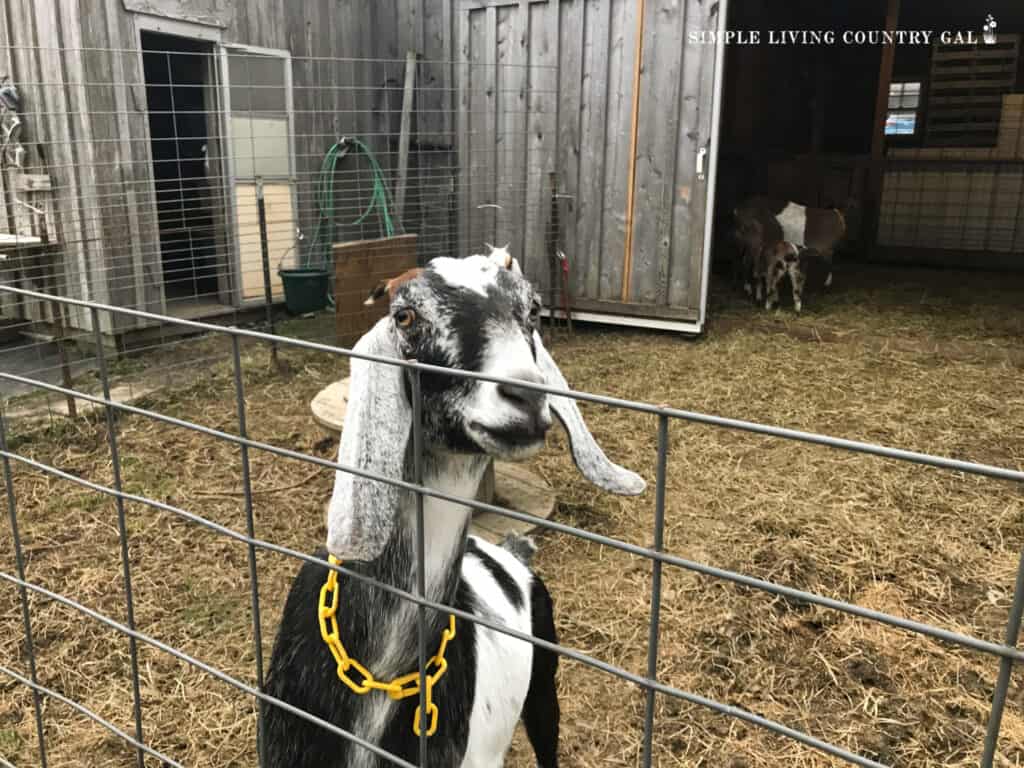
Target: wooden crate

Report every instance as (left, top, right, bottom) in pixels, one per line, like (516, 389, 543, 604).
(334, 234, 418, 347)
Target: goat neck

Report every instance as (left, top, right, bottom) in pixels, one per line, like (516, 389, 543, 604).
(355, 449, 489, 673)
(376, 449, 488, 599)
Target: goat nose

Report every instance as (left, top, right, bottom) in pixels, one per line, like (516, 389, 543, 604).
(497, 370, 547, 412)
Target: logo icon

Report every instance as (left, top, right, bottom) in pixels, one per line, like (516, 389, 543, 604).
(983, 14, 997, 45)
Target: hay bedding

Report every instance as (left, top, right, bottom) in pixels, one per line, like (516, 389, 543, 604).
(1, 266, 1023, 767)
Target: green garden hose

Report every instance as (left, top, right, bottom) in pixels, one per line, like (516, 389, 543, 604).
(305, 137, 397, 273)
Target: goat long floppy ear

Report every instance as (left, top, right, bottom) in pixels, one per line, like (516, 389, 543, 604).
(533, 331, 646, 496)
(326, 317, 411, 560)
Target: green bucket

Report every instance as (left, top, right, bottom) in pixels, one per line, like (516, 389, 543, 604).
(279, 268, 331, 314)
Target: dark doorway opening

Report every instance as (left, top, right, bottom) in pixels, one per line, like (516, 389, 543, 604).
(141, 31, 220, 304)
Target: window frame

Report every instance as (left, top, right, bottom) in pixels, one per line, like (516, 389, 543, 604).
(885, 81, 922, 137)
(218, 44, 297, 308)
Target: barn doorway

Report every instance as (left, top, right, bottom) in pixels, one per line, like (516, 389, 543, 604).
(710, 0, 1024, 313)
(141, 31, 223, 311)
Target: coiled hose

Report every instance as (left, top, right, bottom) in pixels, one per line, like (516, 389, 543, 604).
(306, 137, 397, 276)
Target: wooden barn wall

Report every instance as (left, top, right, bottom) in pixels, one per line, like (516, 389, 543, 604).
(2, 0, 716, 332)
(1, 0, 407, 333)
(1, 0, 117, 332)
(457, 0, 717, 319)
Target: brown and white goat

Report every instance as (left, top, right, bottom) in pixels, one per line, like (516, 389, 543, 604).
(733, 196, 849, 311)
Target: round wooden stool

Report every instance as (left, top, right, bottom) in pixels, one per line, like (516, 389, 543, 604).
(311, 379, 556, 543)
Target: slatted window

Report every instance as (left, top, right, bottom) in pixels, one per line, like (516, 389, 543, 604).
(925, 35, 1020, 147)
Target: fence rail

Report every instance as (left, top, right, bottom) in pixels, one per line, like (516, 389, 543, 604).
(1, 282, 1022, 768)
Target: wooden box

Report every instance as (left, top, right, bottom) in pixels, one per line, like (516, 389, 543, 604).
(334, 234, 418, 347)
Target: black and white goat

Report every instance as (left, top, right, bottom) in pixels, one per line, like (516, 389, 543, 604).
(263, 252, 645, 767)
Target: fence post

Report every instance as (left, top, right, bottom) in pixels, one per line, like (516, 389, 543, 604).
(91, 306, 146, 768)
(641, 414, 669, 767)
(980, 546, 1024, 767)
(411, 367, 429, 767)
(0, 406, 49, 768)
(256, 177, 279, 369)
(231, 336, 267, 766)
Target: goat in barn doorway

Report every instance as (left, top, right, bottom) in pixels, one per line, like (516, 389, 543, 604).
(732, 195, 852, 310)
(263, 252, 646, 768)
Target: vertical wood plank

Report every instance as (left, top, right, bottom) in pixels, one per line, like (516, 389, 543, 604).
(322, 0, 344, 259)
(457, 7, 472, 256)
(577, 0, 610, 301)
(465, 7, 492, 251)
(5, 0, 72, 325)
(334, 0, 359, 249)
(481, 5, 498, 247)
(670, 0, 717, 310)
(413, 0, 426, 56)
(495, 3, 527, 264)
(556, 0, 585, 286)
(598, 0, 638, 301)
(40, 0, 105, 326)
(523, 0, 558, 302)
(442, 0, 453, 141)
(0, 6, 17, 319)
(231, 0, 250, 44)
(630, 0, 682, 305)
(74, 2, 125, 324)
(665, 0, 703, 308)
(103, 2, 153, 320)
(253, 2, 270, 48)
(336, 0, 359, 137)
(273, 0, 288, 50)
(417, 0, 447, 142)
(0, 0, 14, 81)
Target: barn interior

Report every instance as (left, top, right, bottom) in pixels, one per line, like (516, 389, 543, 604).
(712, 0, 1024, 296)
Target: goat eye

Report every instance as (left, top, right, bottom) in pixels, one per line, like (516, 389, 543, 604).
(394, 309, 416, 328)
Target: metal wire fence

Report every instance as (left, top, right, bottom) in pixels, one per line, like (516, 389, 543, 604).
(1, 283, 1023, 768)
(1, 28, 1023, 768)
(0, 44, 564, 416)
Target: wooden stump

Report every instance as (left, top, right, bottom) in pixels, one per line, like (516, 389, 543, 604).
(311, 379, 556, 542)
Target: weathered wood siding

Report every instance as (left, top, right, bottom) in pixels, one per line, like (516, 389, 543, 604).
(457, 0, 720, 321)
(1, 0, 720, 334)
(0, 0, 405, 333)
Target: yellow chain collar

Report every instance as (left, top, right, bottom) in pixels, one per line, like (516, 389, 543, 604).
(317, 555, 457, 737)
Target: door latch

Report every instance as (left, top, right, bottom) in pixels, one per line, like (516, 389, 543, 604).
(696, 145, 708, 181)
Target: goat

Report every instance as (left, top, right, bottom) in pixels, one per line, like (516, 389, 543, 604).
(482, 242, 512, 260)
(758, 241, 807, 312)
(262, 251, 646, 768)
(733, 195, 850, 304)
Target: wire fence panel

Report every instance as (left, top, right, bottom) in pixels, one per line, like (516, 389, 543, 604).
(0, 285, 1021, 768)
(0, 43, 563, 423)
(0, 29, 1021, 768)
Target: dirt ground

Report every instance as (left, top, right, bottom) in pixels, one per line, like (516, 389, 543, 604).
(1, 264, 1023, 767)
